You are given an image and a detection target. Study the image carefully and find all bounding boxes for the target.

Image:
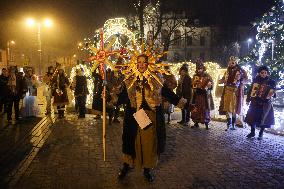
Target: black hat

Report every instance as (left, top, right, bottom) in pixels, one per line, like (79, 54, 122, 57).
(257, 66, 270, 74)
(179, 63, 188, 73)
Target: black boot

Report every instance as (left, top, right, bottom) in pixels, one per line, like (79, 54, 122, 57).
(230, 116, 236, 130)
(246, 126, 255, 138)
(258, 127, 265, 140)
(205, 122, 209, 130)
(143, 168, 154, 182)
(191, 122, 199, 128)
(225, 118, 231, 131)
(118, 163, 130, 180)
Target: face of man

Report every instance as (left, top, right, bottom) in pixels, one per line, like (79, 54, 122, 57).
(259, 70, 268, 78)
(137, 56, 148, 73)
(197, 68, 204, 74)
(228, 60, 237, 68)
(50, 69, 54, 73)
(2, 69, 7, 76)
(59, 69, 63, 74)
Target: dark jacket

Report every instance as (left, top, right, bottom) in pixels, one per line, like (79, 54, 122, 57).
(245, 76, 276, 127)
(6, 73, 27, 99)
(117, 84, 180, 157)
(74, 75, 88, 96)
(177, 74, 192, 108)
(0, 74, 9, 98)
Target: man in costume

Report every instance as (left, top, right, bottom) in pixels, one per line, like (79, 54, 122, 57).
(71, 68, 89, 118)
(219, 56, 248, 131)
(191, 59, 214, 130)
(113, 45, 187, 182)
(43, 66, 54, 115)
(176, 64, 192, 126)
(245, 66, 276, 140)
(51, 65, 70, 118)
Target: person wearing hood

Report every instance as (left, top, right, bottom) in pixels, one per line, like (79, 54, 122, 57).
(245, 66, 276, 140)
(190, 59, 214, 130)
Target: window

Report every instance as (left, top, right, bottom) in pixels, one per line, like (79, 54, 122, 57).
(161, 29, 169, 44)
(186, 52, 192, 60)
(186, 36, 192, 46)
(200, 52, 205, 60)
(174, 52, 181, 61)
(200, 36, 205, 46)
(173, 30, 181, 47)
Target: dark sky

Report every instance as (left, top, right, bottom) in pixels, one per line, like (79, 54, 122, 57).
(0, 0, 275, 55)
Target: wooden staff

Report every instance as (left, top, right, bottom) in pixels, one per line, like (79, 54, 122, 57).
(99, 62, 107, 161)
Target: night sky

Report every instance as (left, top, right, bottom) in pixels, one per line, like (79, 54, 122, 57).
(0, 0, 275, 54)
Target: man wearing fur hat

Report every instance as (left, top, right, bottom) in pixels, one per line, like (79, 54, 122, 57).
(176, 63, 192, 126)
(51, 65, 70, 118)
(43, 66, 55, 115)
(191, 59, 214, 129)
(219, 56, 248, 131)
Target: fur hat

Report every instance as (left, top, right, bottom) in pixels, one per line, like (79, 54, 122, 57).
(229, 56, 239, 63)
(195, 58, 205, 71)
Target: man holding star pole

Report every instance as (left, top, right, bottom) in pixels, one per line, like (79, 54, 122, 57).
(112, 43, 187, 182)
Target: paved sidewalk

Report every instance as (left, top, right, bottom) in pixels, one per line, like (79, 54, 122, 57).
(4, 112, 283, 189)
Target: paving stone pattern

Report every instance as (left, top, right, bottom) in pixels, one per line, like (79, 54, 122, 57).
(9, 113, 284, 189)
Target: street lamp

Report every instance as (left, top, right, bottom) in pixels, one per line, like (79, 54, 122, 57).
(7, 40, 15, 68)
(247, 38, 252, 51)
(25, 18, 53, 76)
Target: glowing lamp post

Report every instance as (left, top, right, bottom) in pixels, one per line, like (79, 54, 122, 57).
(26, 18, 53, 76)
(247, 38, 252, 51)
(7, 40, 15, 68)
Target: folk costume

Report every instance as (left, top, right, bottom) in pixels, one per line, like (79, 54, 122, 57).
(245, 66, 276, 140)
(219, 56, 248, 130)
(191, 60, 214, 129)
(114, 45, 186, 182)
(51, 67, 70, 118)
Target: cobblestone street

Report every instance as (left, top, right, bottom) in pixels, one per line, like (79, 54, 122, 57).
(0, 110, 283, 189)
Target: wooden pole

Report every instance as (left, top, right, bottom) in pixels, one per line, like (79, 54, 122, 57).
(102, 85, 106, 161)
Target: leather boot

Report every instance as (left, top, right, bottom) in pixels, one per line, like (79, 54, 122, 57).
(118, 163, 130, 180)
(246, 126, 255, 138)
(225, 118, 231, 131)
(143, 168, 154, 182)
(205, 122, 209, 130)
(258, 127, 265, 140)
(230, 117, 236, 130)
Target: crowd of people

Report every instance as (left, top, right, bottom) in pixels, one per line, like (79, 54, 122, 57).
(0, 55, 277, 183)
